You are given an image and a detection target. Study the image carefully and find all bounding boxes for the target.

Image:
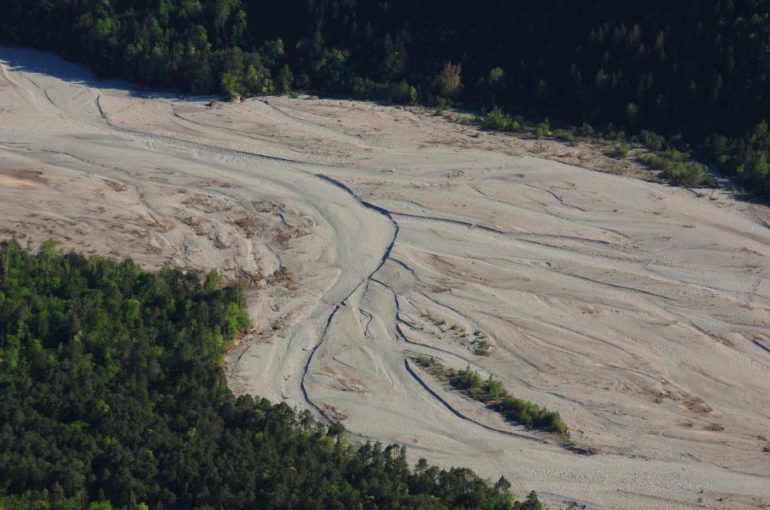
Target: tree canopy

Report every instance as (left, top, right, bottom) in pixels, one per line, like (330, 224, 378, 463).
(0, 240, 536, 509)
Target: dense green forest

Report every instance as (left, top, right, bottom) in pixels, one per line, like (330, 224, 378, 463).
(0, 240, 544, 509)
(1, 0, 768, 194)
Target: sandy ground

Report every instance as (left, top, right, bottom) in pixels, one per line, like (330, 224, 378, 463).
(1, 47, 769, 509)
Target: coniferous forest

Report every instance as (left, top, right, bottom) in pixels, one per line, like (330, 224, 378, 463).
(0, 240, 541, 509)
(0, 1, 769, 195)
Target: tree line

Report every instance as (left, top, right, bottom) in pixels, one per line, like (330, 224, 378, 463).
(0, 240, 546, 509)
(1, 0, 769, 194)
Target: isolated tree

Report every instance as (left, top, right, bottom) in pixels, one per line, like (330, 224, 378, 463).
(221, 71, 241, 99)
(437, 61, 463, 98)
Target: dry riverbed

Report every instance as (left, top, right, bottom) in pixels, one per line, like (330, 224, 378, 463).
(1, 47, 769, 509)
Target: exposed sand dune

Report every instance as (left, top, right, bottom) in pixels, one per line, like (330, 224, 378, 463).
(1, 48, 769, 509)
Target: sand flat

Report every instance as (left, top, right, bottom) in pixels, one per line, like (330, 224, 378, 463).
(1, 47, 769, 509)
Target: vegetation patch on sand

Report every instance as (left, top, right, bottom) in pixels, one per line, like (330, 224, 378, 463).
(481, 108, 715, 187)
(413, 355, 567, 435)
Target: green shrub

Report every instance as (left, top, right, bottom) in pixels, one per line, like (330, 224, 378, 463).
(553, 128, 575, 142)
(452, 366, 484, 390)
(485, 377, 506, 402)
(578, 123, 596, 137)
(638, 151, 715, 186)
(664, 161, 714, 186)
(416, 354, 437, 368)
(606, 143, 629, 159)
(483, 106, 513, 131)
(495, 395, 566, 434)
(637, 152, 668, 170)
(639, 130, 666, 152)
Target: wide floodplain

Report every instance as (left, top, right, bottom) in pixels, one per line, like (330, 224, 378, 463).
(1, 48, 769, 509)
